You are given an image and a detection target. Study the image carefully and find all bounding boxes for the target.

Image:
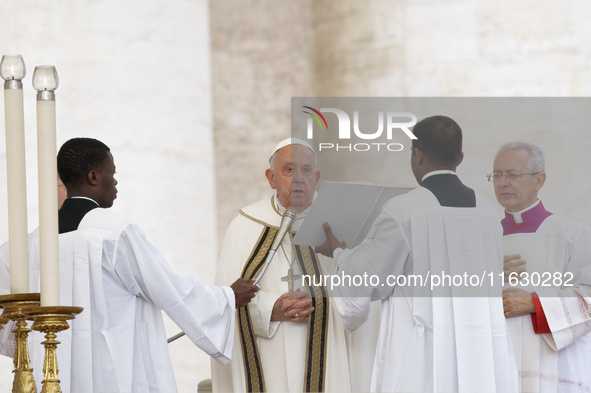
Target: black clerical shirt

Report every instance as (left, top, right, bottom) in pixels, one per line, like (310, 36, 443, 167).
(58, 198, 99, 234)
(420, 173, 476, 208)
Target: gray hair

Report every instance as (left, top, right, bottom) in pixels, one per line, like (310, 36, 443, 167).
(495, 142, 545, 173)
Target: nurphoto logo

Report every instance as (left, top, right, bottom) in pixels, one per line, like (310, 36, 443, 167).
(301, 106, 417, 152)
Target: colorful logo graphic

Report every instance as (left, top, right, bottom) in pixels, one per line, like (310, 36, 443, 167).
(300, 105, 417, 152)
(302, 106, 328, 130)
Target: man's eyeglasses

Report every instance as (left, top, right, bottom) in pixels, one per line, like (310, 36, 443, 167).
(487, 172, 540, 182)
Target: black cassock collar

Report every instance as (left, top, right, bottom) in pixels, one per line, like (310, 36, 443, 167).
(420, 173, 476, 208)
(58, 198, 99, 234)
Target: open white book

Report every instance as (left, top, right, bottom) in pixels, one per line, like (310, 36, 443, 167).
(293, 181, 414, 248)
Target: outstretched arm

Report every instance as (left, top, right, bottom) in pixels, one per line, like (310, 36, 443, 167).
(230, 278, 259, 308)
(315, 222, 346, 258)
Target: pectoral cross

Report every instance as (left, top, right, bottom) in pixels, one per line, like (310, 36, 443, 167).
(281, 268, 302, 292)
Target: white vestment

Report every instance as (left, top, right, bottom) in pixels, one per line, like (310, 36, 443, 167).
(0, 230, 40, 358)
(345, 301, 380, 393)
(0, 243, 14, 357)
(333, 187, 518, 393)
(0, 243, 9, 292)
(503, 213, 591, 393)
(211, 195, 351, 393)
(24, 208, 235, 393)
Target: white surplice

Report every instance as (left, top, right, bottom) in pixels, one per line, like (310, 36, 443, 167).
(0, 243, 14, 357)
(333, 187, 518, 393)
(504, 214, 591, 393)
(23, 208, 235, 393)
(345, 301, 380, 393)
(0, 230, 41, 358)
(211, 195, 351, 393)
(0, 243, 8, 293)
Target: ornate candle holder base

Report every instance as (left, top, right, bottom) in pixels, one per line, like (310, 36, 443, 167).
(0, 293, 41, 393)
(27, 306, 83, 393)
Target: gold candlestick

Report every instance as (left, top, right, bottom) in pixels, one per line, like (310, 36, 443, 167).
(27, 306, 83, 393)
(0, 315, 10, 340)
(0, 293, 41, 393)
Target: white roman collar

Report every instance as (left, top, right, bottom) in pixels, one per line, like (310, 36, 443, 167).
(422, 170, 457, 182)
(70, 196, 99, 206)
(507, 199, 540, 224)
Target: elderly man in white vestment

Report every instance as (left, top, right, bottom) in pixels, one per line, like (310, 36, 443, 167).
(211, 138, 353, 393)
(318, 115, 518, 393)
(18, 137, 259, 393)
(492, 142, 591, 393)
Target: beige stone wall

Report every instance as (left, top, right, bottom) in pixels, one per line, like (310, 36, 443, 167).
(313, 0, 591, 96)
(313, 0, 408, 96)
(210, 0, 316, 243)
(211, 0, 591, 237)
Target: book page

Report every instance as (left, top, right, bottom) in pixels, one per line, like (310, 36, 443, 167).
(293, 181, 414, 248)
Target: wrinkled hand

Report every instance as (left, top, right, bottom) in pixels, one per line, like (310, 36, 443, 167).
(271, 289, 314, 323)
(502, 288, 535, 318)
(503, 254, 526, 282)
(315, 222, 346, 258)
(231, 278, 259, 308)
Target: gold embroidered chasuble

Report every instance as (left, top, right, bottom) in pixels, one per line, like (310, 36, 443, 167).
(211, 195, 351, 393)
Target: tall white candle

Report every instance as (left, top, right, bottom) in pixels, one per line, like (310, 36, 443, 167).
(1, 55, 29, 294)
(33, 66, 60, 306)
